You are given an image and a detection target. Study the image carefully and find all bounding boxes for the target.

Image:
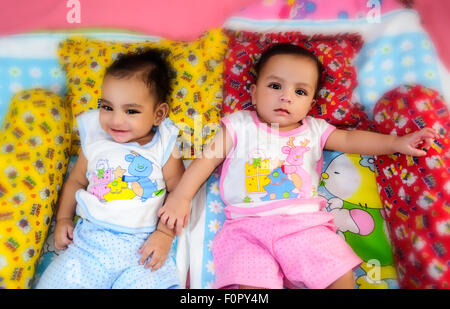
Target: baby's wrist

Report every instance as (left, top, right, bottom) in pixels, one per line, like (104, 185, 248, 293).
(56, 217, 73, 223)
(389, 135, 401, 154)
(155, 228, 175, 239)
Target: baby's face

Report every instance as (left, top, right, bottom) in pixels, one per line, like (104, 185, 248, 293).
(99, 74, 164, 145)
(251, 54, 318, 131)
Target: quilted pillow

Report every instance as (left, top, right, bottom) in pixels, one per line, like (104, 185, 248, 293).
(0, 89, 71, 288)
(222, 31, 369, 128)
(58, 29, 228, 158)
(373, 84, 450, 288)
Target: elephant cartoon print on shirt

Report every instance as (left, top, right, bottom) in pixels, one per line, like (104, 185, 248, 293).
(121, 151, 164, 202)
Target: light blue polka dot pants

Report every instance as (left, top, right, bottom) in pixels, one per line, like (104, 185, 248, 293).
(35, 219, 180, 289)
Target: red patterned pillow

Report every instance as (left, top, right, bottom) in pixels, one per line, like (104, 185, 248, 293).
(373, 84, 450, 288)
(222, 31, 369, 128)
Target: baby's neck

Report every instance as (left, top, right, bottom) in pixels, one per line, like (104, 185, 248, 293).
(130, 130, 155, 146)
(278, 122, 302, 132)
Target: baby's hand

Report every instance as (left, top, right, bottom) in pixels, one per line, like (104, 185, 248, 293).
(395, 127, 438, 156)
(157, 194, 190, 236)
(54, 218, 74, 251)
(138, 230, 173, 271)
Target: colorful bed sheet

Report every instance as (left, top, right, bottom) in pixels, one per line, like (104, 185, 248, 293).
(1, 1, 450, 290)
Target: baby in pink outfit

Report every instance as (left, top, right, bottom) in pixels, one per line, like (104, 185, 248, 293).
(158, 43, 437, 289)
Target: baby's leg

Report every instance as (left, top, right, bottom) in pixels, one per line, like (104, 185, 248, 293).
(35, 220, 111, 288)
(274, 215, 361, 289)
(212, 217, 283, 289)
(112, 254, 180, 289)
(327, 270, 355, 289)
(35, 244, 109, 288)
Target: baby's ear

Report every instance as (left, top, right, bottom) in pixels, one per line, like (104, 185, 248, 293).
(250, 84, 258, 106)
(311, 99, 317, 107)
(250, 84, 256, 98)
(154, 102, 169, 125)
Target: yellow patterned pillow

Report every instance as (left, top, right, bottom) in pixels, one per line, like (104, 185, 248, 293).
(58, 29, 228, 158)
(0, 89, 71, 288)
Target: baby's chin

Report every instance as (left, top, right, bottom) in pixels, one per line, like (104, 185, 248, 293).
(265, 116, 301, 131)
(111, 136, 132, 143)
(108, 130, 134, 143)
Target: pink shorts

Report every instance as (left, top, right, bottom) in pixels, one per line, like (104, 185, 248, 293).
(212, 211, 362, 289)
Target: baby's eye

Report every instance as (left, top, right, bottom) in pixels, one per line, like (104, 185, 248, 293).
(268, 83, 281, 90)
(295, 89, 307, 96)
(126, 109, 140, 115)
(100, 105, 113, 111)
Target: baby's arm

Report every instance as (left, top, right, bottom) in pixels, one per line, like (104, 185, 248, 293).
(158, 125, 233, 235)
(325, 127, 437, 156)
(136, 146, 185, 269)
(54, 151, 89, 250)
(162, 146, 186, 194)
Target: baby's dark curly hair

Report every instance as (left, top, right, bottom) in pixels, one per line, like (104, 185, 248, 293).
(105, 48, 175, 104)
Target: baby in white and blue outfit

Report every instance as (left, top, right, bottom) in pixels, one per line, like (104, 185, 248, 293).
(36, 49, 183, 289)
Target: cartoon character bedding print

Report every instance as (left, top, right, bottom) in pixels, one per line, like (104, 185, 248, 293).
(320, 152, 397, 288)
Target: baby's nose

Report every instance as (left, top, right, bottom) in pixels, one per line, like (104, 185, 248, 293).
(280, 91, 293, 103)
(111, 111, 125, 124)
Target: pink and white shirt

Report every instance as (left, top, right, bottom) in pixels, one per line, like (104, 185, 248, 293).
(220, 110, 336, 219)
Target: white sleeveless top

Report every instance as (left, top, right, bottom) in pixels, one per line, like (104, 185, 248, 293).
(220, 110, 336, 219)
(75, 110, 179, 233)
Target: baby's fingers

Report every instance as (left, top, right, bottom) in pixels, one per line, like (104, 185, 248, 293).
(157, 207, 165, 218)
(145, 252, 163, 271)
(160, 213, 179, 231)
(138, 244, 154, 266)
(418, 128, 438, 150)
(159, 212, 170, 227)
(67, 226, 74, 241)
(54, 237, 71, 251)
(175, 219, 186, 236)
(423, 137, 434, 149)
(166, 216, 176, 230)
(409, 147, 428, 157)
(151, 261, 164, 272)
(54, 242, 65, 251)
(419, 128, 438, 140)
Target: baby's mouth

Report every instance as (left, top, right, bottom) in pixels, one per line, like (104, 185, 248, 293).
(274, 108, 290, 115)
(111, 128, 129, 134)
